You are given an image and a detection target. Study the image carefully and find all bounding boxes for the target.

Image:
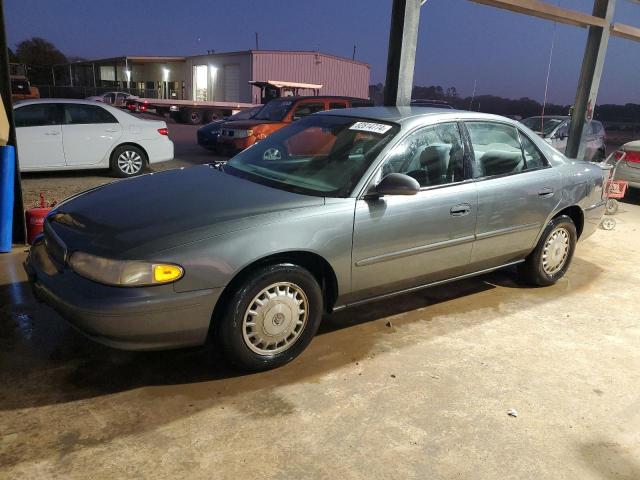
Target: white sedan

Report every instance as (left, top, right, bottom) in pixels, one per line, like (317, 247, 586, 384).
(14, 99, 174, 177)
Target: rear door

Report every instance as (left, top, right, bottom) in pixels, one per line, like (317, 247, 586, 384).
(464, 121, 562, 271)
(14, 103, 65, 170)
(62, 104, 123, 166)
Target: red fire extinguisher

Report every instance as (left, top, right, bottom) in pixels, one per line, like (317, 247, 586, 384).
(25, 193, 56, 244)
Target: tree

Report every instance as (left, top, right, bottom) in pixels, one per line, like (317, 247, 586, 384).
(8, 48, 18, 63)
(15, 37, 67, 66)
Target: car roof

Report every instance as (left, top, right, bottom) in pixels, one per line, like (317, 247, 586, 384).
(266, 95, 370, 103)
(14, 98, 113, 107)
(525, 115, 568, 120)
(317, 106, 517, 126)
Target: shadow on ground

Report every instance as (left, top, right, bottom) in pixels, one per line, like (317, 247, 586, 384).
(0, 257, 602, 467)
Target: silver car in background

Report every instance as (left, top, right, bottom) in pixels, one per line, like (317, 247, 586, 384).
(521, 115, 606, 162)
(25, 107, 606, 371)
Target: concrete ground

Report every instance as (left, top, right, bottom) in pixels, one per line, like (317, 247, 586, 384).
(1, 191, 639, 478)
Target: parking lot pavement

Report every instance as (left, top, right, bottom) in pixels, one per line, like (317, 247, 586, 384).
(19, 114, 226, 210)
(1, 196, 639, 478)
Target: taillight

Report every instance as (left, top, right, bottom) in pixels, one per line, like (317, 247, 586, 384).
(157, 128, 168, 136)
(625, 151, 640, 163)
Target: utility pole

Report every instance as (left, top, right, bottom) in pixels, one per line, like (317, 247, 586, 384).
(384, 0, 422, 106)
(0, 0, 25, 243)
(565, 0, 616, 159)
(352, 44, 356, 60)
(255, 32, 259, 50)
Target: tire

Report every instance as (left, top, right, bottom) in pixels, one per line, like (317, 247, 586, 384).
(605, 198, 618, 215)
(183, 108, 203, 125)
(518, 215, 577, 287)
(218, 264, 323, 371)
(203, 110, 219, 124)
(110, 145, 147, 178)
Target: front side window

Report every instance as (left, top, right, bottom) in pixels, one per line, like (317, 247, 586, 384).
(467, 122, 525, 178)
(253, 98, 295, 121)
(63, 104, 118, 125)
(292, 102, 325, 120)
(225, 115, 399, 197)
(381, 122, 465, 187)
(15, 104, 60, 127)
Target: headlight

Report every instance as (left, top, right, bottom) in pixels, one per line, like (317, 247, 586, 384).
(69, 252, 184, 286)
(230, 129, 253, 138)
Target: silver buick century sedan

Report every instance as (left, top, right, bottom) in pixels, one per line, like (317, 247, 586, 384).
(26, 107, 606, 371)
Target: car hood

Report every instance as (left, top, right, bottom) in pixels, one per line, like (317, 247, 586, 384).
(222, 119, 282, 129)
(47, 166, 324, 259)
(198, 119, 225, 133)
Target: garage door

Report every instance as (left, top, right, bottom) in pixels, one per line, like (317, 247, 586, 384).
(223, 64, 240, 102)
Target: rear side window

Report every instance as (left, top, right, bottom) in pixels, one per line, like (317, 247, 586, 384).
(467, 122, 524, 178)
(329, 102, 347, 110)
(292, 102, 325, 120)
(64, 104, 118, 125)
(519, 132, 548, 170)
(15, 104, 60, 127)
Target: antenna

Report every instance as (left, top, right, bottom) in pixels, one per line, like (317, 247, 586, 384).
(255, 32, 260, 50)
(469, 79, 477, 110)
(352, 44, 356, 60)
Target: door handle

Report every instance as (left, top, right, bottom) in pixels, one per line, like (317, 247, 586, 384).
(450, 203, 472, 217)
(44, 131, 60, 136)
(538, 187, 554, 197)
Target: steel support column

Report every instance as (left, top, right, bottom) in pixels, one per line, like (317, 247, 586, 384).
(565, 0, 615, 159)
(384, 0, 422, 106)
(0, 0, 25, 243)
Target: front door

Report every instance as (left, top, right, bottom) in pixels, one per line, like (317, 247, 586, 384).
(464, 121, 562, 271)
(14, 103, 65, 170)
(351, 122, 477, 301)
(61, 104, 122, 166)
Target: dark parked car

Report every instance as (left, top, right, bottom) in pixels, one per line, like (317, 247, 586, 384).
(197, 106, 263, 152)
(26, 108, 606, 371)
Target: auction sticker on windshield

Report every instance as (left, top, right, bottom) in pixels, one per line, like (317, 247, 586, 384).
(349, 122, 393, 134)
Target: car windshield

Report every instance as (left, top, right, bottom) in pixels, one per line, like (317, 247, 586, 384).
(230, 105, 262, 121)
(521, 117, 565, 136)
(225, 115, 399, 197)
(252, 98, 295, 121)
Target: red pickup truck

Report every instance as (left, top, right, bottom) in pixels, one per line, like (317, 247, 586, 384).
(217, 96, 371, 154)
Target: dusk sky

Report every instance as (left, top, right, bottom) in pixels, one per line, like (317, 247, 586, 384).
(5, 0, 640, 104)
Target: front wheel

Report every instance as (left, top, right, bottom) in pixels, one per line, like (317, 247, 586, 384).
(218, 264, 323, 371)
(519, 215, 577, 286)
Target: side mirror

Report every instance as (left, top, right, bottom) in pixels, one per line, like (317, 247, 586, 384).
(372, 173, 420, 197)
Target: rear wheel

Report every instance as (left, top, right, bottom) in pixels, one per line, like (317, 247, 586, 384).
(203, 110, 220, 124)
(110, 145, 146, 178)
(183, 108, 203, 125)
(218, 264, 323, 371)
(519, 215, 577, 286)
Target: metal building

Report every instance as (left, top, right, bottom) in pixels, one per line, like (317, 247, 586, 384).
(67, 50, 371, 102)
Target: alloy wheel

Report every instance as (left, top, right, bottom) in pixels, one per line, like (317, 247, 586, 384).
(117, 150, 143, 175)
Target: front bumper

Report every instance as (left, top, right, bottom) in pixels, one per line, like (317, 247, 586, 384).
(24, 239, 221, 351)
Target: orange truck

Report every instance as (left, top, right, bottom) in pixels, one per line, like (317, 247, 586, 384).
(217, 95, 372, 154)
(11, 76, 40, 102)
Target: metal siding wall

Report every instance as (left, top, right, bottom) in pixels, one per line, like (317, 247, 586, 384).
(252, 52, 370, 99)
